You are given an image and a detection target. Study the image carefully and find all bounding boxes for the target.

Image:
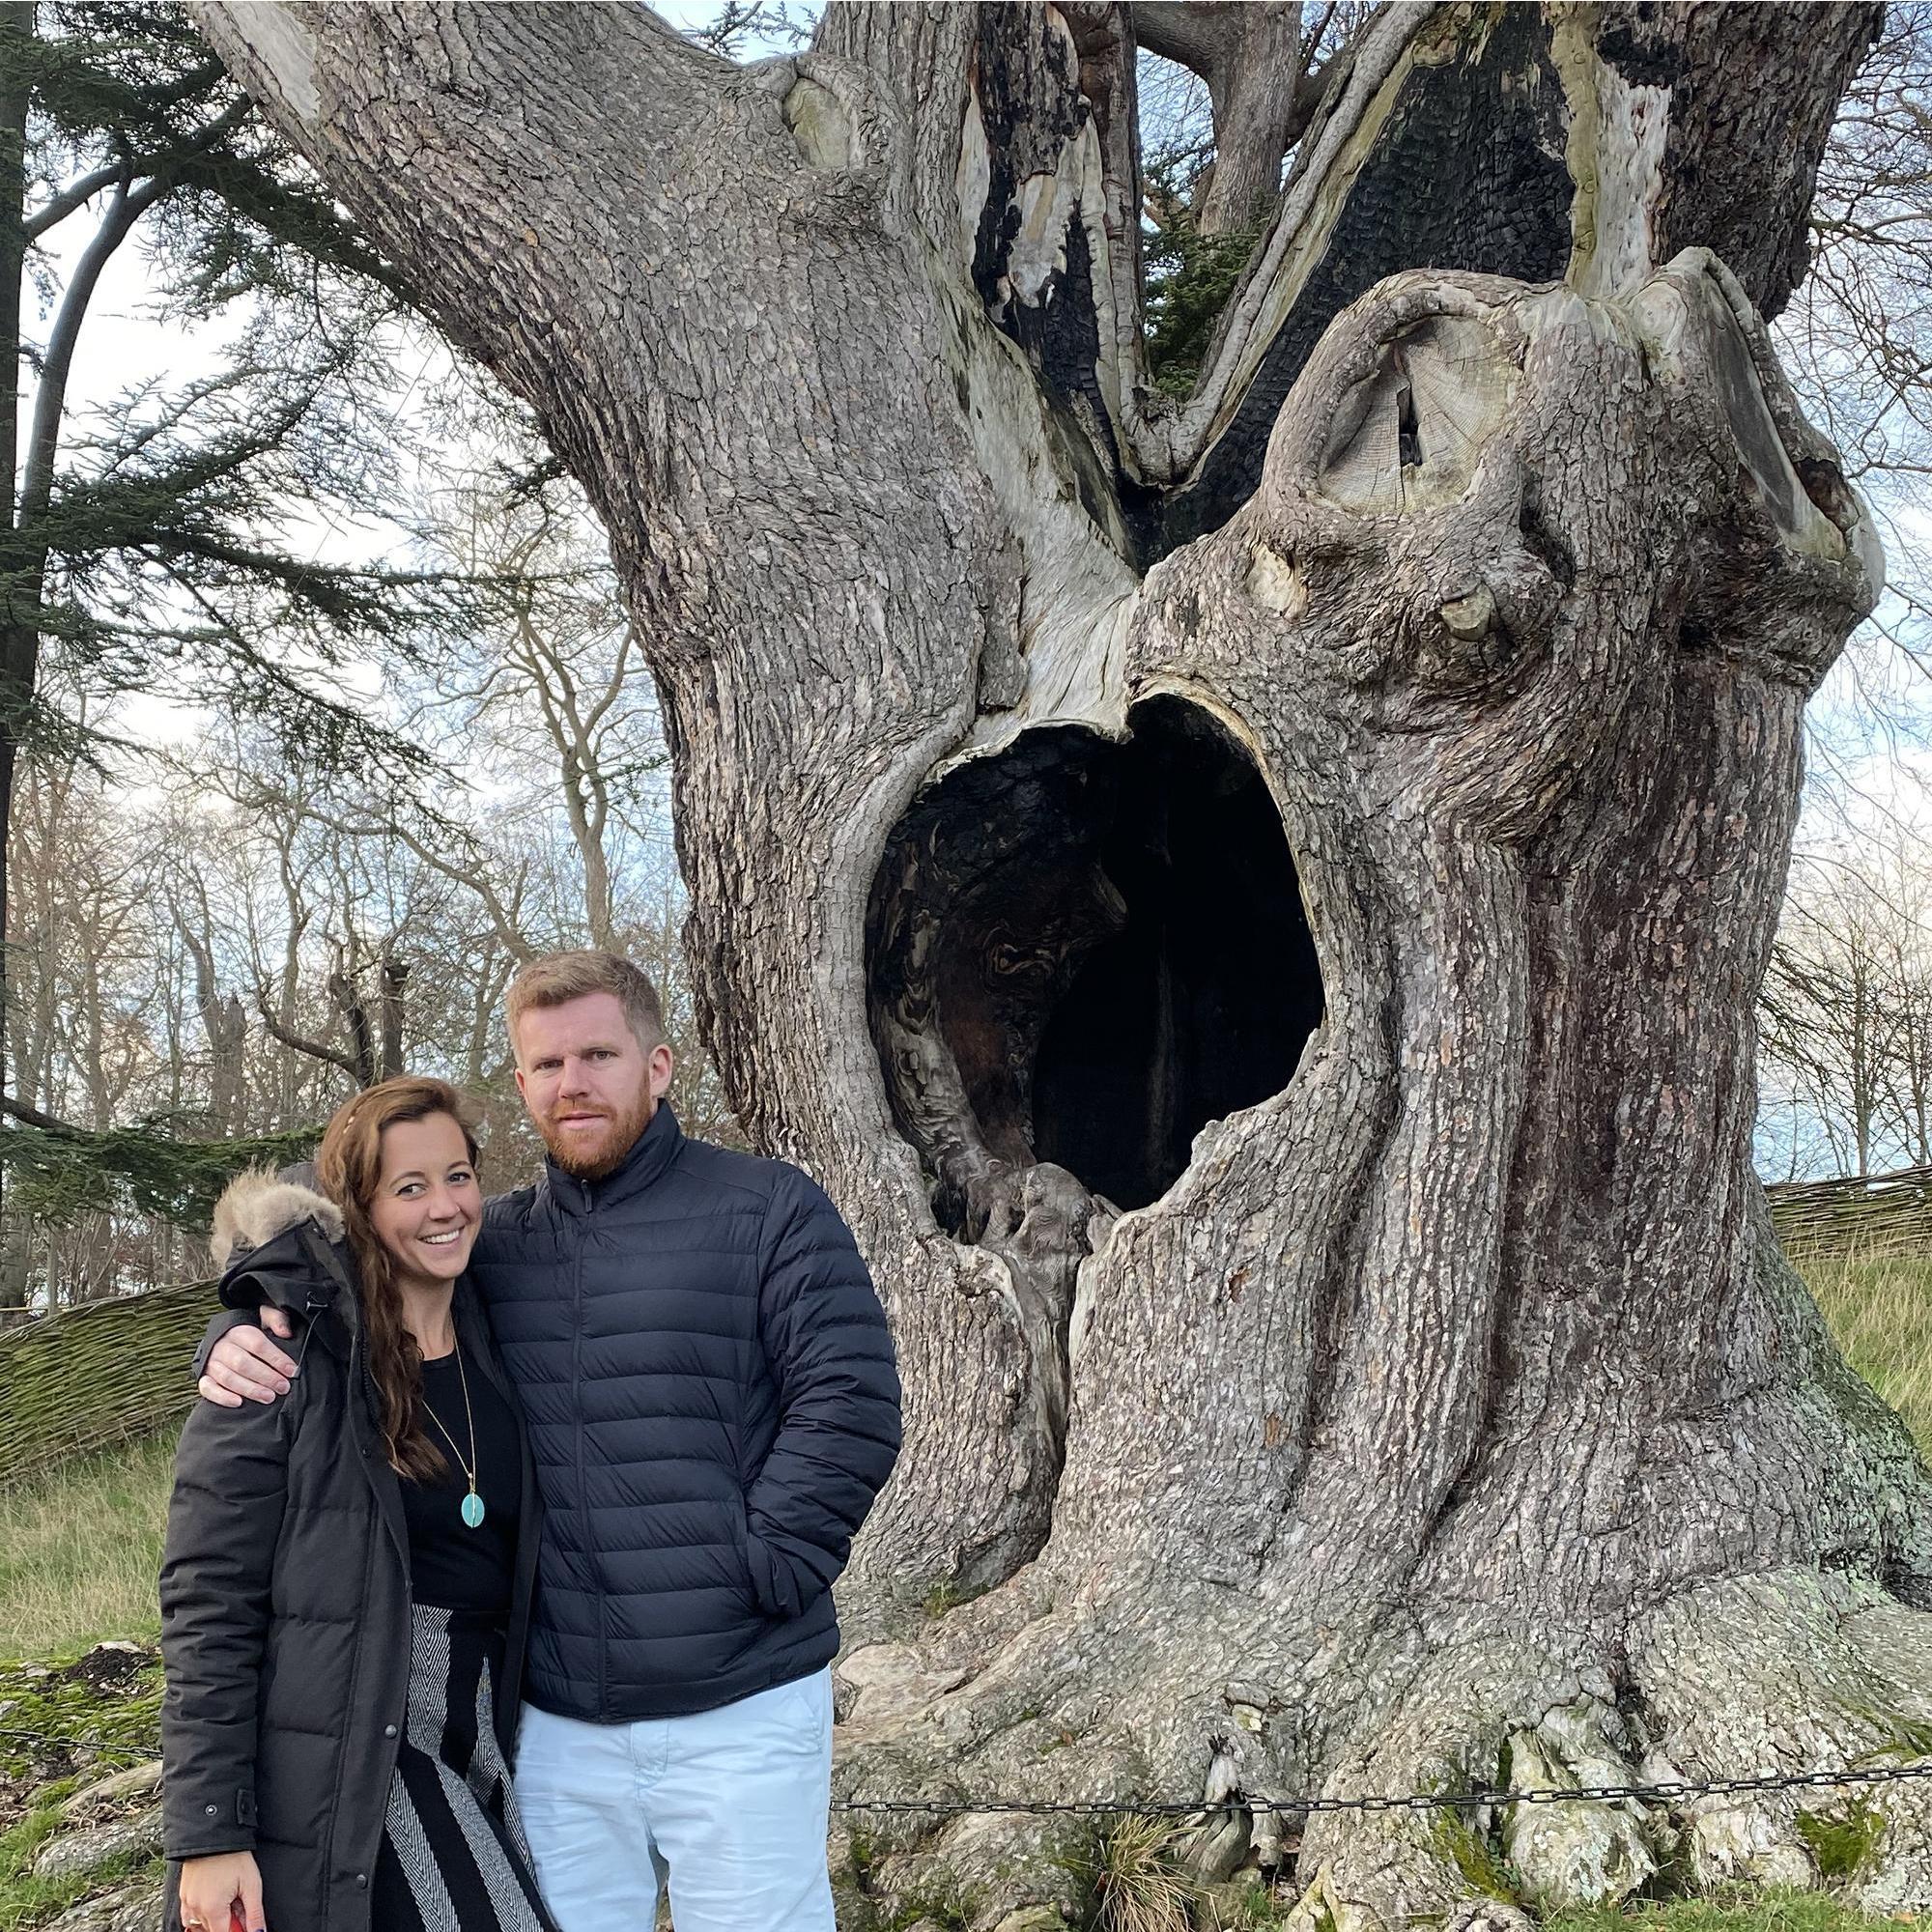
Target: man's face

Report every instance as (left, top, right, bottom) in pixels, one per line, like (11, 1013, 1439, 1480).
(513, 991, 674, 1179)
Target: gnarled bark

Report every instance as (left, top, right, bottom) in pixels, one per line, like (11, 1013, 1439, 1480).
(189, 4, 1930, 1925)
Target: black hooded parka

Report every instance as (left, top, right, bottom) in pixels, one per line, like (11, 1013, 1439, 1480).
(158, 1197, 542, 1932)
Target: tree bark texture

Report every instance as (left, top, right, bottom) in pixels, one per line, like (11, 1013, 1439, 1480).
(190, 5, 1930, 1926)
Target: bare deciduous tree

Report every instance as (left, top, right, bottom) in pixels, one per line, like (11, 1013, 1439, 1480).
(1763, 818, 1932, 1178)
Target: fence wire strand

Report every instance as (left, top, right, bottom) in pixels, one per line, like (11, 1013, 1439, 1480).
(4, 1720, 1927, 1818)
(832, 1757, 1932, 1818)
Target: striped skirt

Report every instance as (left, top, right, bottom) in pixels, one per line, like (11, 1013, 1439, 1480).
(372, 1605, 558, 1932)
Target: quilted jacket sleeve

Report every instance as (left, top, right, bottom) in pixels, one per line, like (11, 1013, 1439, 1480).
(742, 1165, 902, 1619)
(158, 1381, 296, 1857)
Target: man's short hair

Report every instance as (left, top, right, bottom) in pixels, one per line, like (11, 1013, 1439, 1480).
(507, 951, 667, 1062)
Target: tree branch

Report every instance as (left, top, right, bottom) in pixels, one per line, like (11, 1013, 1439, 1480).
(18, 93, 252, 531)
(188, 3, 736, 381)
(0, 1093, 82, 1133)
(23, 159, 128, 242)
(17, 172, 149, 533)
(1134, 3, 1309, 239)
(285, 797, 535, 966)
(252, 984, 362, 1083)
(1196, 5, 1307, 238)
(1131, 2, 1232, 80)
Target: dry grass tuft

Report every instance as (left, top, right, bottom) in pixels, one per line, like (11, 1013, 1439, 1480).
(1085, 1813, 1198, 1932)
(1796, 1248, 1932, 1459)
(0, 1432, 174, 1661)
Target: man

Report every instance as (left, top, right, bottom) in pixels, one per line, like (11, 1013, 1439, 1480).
(198, 951, 901, 1932)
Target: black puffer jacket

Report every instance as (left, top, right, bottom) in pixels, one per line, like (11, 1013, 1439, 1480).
(470, 1103, 901, 1720)
(159, 1181, 541, 1932)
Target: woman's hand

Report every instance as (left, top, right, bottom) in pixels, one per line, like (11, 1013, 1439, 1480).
(178, 1850, 265, 1932)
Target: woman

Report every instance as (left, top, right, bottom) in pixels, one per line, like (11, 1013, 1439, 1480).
(159, 1076, 554, 1932)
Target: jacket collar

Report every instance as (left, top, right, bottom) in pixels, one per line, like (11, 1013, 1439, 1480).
(219, 1217, 357, 1356)
(543, 1101, 683, 1218)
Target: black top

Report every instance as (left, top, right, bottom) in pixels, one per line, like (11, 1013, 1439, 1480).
(403, 1333, 522, 1615)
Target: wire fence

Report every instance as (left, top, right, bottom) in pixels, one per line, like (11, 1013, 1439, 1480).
(4, 1719, 1929, 1820)
(834, 1758, 1932, 1819)
(0, 1723, 156, 1768)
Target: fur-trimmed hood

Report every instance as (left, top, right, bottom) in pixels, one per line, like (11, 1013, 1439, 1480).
(210, 1168, 344, 1273)
(209, 1165, 356, 1342)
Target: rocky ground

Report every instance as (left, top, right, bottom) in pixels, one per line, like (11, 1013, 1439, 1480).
(0, 1643, 164, 1932)
(0, 1639, 1920, 1932)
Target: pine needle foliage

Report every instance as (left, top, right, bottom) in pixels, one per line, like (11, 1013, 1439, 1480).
(3, 0, 553, 903)
(0, 1114, 317, 1227)
(1141, 151, 1263, 399)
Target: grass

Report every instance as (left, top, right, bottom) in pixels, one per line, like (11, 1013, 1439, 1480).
(1545, 1889, 1917, 1932)
(1799, 1250, 1932, 1459)
(0, 1640, 163, 1789)
(0, 1644, 164, 1926)
(0, 1681, 163, 1931)
(1199, 1887, 1910, 1932)
(0, 1794, 159, 1932)
(0, 1433, 174, 1661)
(1068, 1815, 1199, 1932)
(1794, 1803, 1887, 1884)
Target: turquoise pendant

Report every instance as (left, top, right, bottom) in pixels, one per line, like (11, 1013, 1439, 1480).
(461, 1490, 486, 1529)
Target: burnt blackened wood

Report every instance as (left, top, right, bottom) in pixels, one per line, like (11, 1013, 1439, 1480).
(1164, 7, 1575, 549)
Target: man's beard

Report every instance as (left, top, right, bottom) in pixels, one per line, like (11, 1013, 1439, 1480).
(537, 1090, 656, 1180)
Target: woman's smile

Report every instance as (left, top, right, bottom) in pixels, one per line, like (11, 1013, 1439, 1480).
(369, 1114, 484, 1286)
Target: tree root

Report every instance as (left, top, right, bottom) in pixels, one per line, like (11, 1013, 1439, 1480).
(1283, 1637, 1653, 1932)
(831, 1669, 1152, 1929)
(1500, 1699, 1662, 1912)
(829, 1554, 1932, 1929)
(1634, 1570, 1932, 1914)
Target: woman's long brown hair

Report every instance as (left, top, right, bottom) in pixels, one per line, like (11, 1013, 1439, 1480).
(316, 1075, 481, 1482)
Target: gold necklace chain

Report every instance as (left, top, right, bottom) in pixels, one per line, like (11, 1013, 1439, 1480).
(417, 1335, 485, 1528)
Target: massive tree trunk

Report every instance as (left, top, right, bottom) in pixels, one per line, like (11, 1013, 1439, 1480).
(191, 4, 1932, 1926)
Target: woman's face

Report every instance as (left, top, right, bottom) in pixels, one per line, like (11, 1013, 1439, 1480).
(367, 1112, 482, 1290)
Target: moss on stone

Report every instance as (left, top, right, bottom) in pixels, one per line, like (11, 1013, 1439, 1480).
(1794, 1802, 1886, 1883)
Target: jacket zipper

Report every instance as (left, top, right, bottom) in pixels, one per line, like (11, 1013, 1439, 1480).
(575, 1180, 602, 1720)
(339, 1326, 407, 1918)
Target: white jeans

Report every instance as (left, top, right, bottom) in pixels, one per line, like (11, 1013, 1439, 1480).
(514, 1669, 836, 1932)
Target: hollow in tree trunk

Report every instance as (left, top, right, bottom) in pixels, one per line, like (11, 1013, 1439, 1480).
(190, 5, 1932, 1925)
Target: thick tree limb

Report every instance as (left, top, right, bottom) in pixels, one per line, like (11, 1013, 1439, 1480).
(1133, 1, 1310, 237)
(187, 5, 760, 570)
(1131, 1, 1228, 78)
(0, 1094, 80, 1133)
